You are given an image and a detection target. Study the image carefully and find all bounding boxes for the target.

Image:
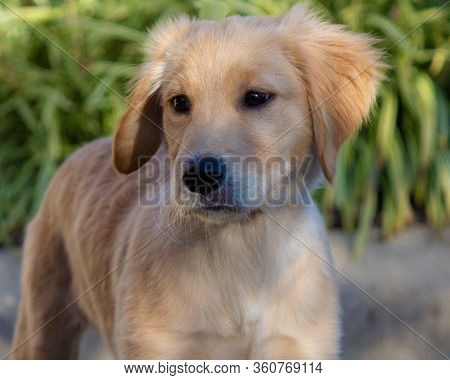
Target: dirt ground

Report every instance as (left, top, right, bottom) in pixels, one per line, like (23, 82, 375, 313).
(1, 225, 449, 359)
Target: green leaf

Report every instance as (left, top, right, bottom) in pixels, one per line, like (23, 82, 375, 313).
(196, 0, 230, 20)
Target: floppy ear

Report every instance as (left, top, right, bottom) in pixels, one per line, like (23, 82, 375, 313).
(113, 16, 192, 174)
(282, 5, 383, 182)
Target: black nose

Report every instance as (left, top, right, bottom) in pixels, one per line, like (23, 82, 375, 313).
(182, 156, 225, 196)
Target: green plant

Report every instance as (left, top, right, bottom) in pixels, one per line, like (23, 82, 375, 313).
(315, 0, 450, 255)
(0, 0, 195, 244)
(0, 0, 448, 253)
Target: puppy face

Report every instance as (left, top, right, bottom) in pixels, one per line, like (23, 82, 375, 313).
(113, 5, 382, 223)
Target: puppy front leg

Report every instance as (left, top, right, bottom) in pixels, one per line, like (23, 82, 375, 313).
(11, 218, 87, 359)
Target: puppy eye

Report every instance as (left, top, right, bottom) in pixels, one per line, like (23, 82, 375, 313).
(172, 95, 190, 113)
(244, 91, 271, 108)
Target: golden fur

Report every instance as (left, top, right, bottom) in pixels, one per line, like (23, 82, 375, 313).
(12, 4, 381, 359)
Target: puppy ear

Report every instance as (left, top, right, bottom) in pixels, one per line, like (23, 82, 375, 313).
(113, 16, 192, 174)
(282, 5, 383, 182)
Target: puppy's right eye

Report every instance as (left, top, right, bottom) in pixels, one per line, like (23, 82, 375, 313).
(172, 95, 190, 114)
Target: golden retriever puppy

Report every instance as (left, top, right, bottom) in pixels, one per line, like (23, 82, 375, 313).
(12, 4, 381, 359)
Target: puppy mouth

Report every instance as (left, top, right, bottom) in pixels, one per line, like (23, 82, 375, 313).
(175, 182, 261, 220)
(202, 205, 243, 213)
(194, 203, 262, 222)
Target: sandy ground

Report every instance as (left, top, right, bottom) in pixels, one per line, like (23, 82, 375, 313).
(1, 225, 449, 359)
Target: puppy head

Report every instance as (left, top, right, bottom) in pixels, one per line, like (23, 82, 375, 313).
(112, 4, 382, 222)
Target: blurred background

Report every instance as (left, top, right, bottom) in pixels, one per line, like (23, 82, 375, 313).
(0, 0, 449, 359)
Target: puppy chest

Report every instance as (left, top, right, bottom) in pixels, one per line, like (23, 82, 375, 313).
(179, 291, 274, 358)
(153, 228, 316, 357)
(173, 266, 285, 343)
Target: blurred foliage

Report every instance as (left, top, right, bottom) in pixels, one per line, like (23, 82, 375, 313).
(0, 0, 449, 253)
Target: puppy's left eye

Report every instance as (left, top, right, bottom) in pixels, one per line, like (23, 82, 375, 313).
(244, 91, 271, 108)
